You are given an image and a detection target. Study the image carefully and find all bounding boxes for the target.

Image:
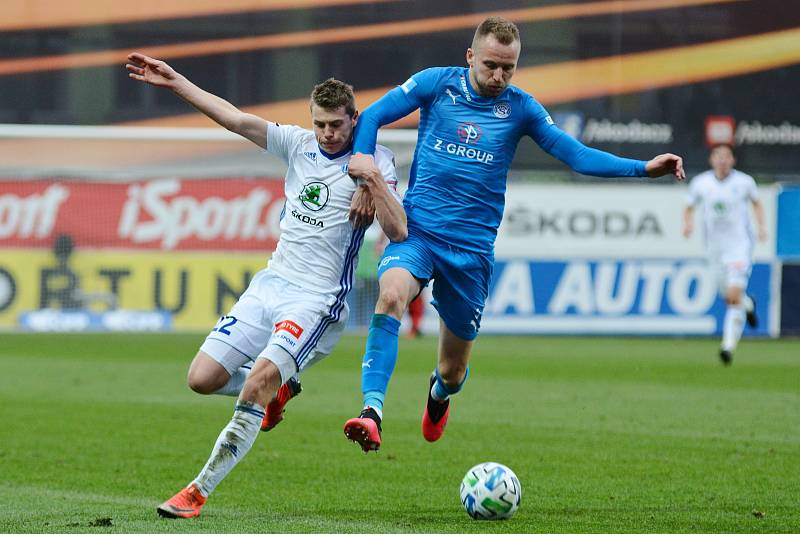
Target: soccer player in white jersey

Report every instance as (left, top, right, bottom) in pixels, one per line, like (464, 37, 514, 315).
(126, 53, 406, 518)
(683, 144, 767, 365)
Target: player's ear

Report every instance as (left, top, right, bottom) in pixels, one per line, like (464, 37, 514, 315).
(466, 48, 474, 67)
(352, 110, 359, 126)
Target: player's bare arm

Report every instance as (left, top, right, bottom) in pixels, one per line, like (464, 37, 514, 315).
(752, 198, 768, 241)
(646, 153, 686, 181)
(349, 185, 376, 228)
(126, 53, 269, 149)
(682, 205, 694, 238)
(351, 153, 407, 242)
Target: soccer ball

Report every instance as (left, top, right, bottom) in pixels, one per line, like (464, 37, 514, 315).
(459, 461, 522, 520)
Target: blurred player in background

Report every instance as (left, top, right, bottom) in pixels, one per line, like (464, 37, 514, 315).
(683, 143, 766, 365)
(126, 52, 406, 518)
(342, 16, 686, 453)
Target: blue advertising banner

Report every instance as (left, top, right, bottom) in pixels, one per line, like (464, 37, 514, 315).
(777, 187, 800, 259)
(480, 259, 771, 336)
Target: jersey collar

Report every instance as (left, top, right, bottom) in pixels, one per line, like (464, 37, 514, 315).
(462, 67, 508, 102)
(318, 142, 352, 161)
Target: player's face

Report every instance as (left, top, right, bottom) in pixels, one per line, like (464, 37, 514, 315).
(466, 34, 520, 98)
(709, 145, 735, 179)
(311, 104, 357, 154)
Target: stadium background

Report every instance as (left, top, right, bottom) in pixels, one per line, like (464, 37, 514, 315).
(1, 0, 799, 336)
(2, 2, 799, 532)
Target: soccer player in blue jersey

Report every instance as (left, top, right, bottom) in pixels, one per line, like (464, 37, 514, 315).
(342, 16, 686, 452)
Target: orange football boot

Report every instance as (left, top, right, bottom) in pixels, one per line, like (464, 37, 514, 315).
(156, 483, 206, 519)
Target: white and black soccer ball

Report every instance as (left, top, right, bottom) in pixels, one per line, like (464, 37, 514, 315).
(459, 461, 522, 520)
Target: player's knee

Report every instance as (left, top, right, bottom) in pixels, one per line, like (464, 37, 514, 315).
(376, 286, 408, 317)
(186, 370, 221, 394)
(725, 290, 742, 306)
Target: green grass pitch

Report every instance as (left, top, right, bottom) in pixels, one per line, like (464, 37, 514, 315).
(0, 333, 798, 533)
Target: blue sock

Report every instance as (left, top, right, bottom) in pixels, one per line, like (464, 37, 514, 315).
(361, 314, 401, 418)
(431, 367, 469, 401)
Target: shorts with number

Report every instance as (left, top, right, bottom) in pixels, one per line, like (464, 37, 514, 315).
(713, 257, 752, 294)
(377, 226, 492, 341)
(199, 269, 348, 384)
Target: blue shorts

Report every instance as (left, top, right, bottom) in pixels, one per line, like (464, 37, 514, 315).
(377, 227, 493, 341)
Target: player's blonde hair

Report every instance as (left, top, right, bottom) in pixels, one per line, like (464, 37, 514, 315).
(310, 78, 356, 118)
(472, 16, 520, 47)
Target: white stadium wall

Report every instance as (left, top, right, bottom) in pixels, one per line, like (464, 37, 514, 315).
(468, 184, 779, 337)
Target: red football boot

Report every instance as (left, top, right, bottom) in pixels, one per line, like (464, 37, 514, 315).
(422, 374, 450, 442)
(261, 376, 302, 432)
(343, 407, 382, 452)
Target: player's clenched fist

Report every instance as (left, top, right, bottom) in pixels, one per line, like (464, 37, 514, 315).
(347, 153, 376, 181)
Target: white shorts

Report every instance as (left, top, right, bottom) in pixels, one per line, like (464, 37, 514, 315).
(199, 269, 348, 384)
(713, 257, 752, 294)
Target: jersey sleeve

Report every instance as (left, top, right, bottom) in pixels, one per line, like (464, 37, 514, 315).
(353, 67, 444, 155)
(267, 123, 307, 162)
(374, 144, 402, 203)
(744, 174, 760, 202)
(523, 96, 647, 177)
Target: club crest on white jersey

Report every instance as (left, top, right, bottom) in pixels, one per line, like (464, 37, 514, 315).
(299, 182, 330, 211)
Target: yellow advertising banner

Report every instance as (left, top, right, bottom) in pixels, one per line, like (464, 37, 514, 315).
(0, 248, 269, 331)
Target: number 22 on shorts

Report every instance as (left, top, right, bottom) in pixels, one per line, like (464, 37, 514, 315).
(212, 315, 238, 335)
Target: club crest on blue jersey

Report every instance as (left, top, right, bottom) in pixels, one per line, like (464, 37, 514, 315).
(299, 182, 329, 211)
(457, 122, 482, 144)
(493, 102, 511, 118)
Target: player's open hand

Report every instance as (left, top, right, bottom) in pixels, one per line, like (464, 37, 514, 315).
(646, 153, 685, 181)
(349, 185, 376, 228)
(126, 53, 182, 88)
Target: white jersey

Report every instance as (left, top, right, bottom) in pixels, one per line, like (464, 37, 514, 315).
(686, 169, 758, 262)
(266, 122, 400, 297)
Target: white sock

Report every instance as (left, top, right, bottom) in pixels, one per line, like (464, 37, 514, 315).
(721, 304, 745, 352)
(743, 295, 754, 314)
(192, 401, 264, 497)
(212, 367, 250, 397)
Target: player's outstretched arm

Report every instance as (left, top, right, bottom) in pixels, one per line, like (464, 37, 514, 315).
(126, 53, 269, 149)
(351, 153, 407, 242)
(645, 153, 686, 181)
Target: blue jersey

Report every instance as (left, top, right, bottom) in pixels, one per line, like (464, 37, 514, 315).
(354, 66, 648, 254)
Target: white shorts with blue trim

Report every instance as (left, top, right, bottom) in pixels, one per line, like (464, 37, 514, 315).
(200, 269, 348, 384)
